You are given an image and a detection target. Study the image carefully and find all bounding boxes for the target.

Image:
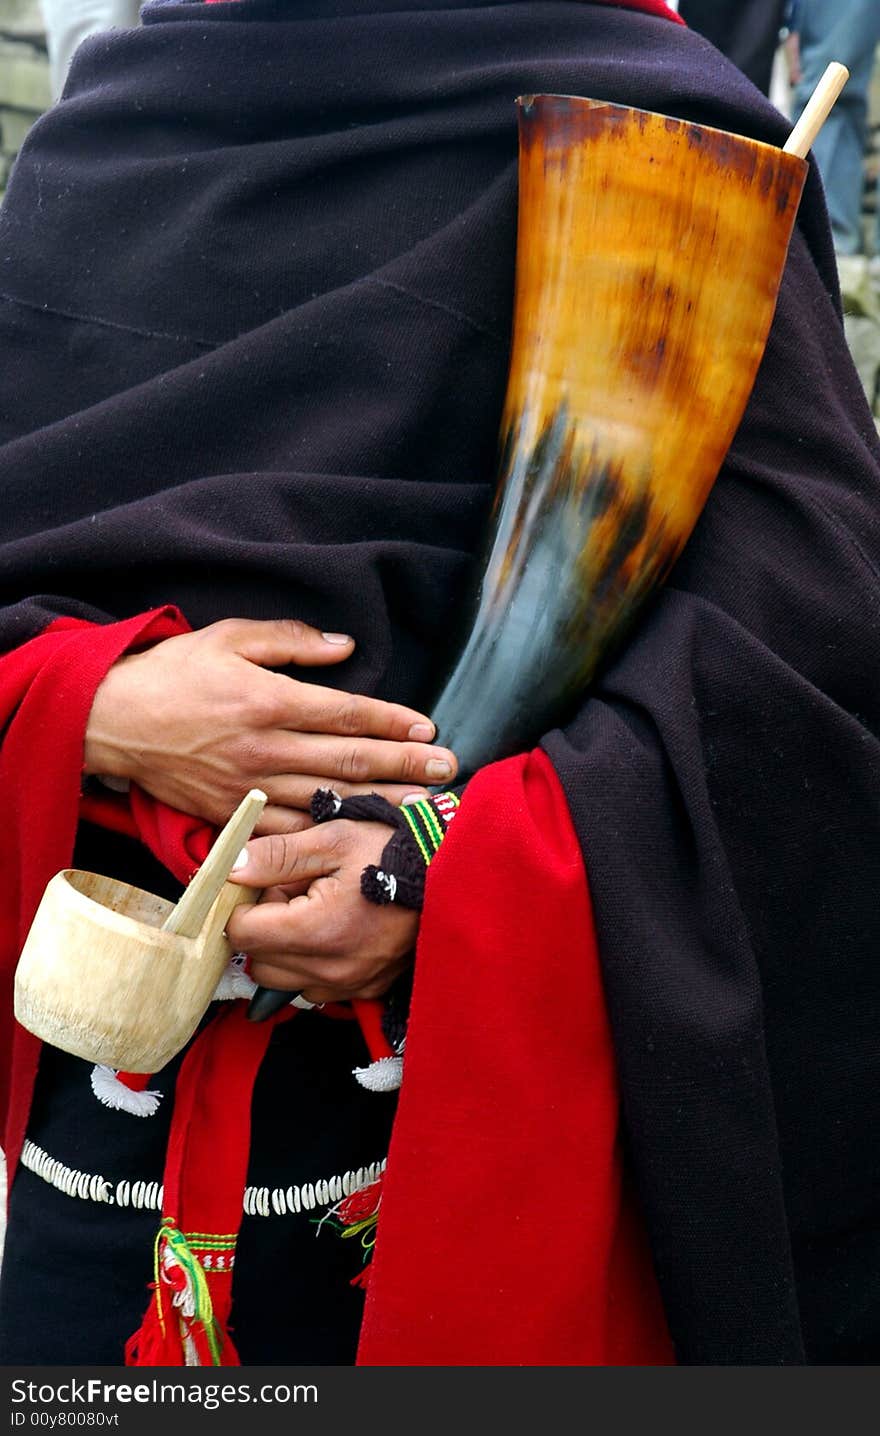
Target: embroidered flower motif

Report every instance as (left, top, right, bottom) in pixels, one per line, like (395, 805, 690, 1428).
(315, 1173, 383, 1289)
(336, 1178, 383, 1227)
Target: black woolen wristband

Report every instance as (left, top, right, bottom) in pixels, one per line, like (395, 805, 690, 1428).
(309, 788, 427, 909)
(309, 787, 462, 911)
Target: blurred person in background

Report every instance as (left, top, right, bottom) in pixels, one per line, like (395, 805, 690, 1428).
(787, 0, 880, 257)
(678, 0, 787, 95)
(41, 0, 141, 100)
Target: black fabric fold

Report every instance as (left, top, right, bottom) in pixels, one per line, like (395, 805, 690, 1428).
(0, 0, 878, 1363)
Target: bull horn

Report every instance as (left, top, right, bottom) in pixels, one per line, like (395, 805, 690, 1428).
(430, 93, 808, 780)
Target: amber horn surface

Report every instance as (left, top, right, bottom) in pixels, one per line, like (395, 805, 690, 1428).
(430, 95, 806, 780)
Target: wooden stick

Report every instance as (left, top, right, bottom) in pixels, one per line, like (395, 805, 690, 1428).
(784, 62, 849, 159)
(162, 788, 267, 939)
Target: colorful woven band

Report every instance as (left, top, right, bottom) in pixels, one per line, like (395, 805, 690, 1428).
(399, 791, 460, 866)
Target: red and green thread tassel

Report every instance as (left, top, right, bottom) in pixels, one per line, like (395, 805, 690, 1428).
(126, 1218, 237, 1366)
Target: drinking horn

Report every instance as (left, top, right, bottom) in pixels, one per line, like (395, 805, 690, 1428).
(249, 94, 807, 1021)
(429, 94, 807, 780)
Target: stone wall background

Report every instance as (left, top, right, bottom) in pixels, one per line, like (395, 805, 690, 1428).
(0, 0, 49, 200)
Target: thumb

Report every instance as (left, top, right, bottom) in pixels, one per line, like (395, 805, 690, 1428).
(228, 828, 344, 889)
(224, 617, 355, 668)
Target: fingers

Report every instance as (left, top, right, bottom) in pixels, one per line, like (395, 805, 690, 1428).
(236, 883, 412, 1000)
(270, 734, 456, 787)
(262, 883, 312, 902)
(231, 885, 342, 956)
(253, 804, 314, 837)
(217, 617, 356, 669)
(227, 824, 417, 950)
(229, 875, 416, 964)
(270, 679, 437, 744)
(226, 821, 419, 1004)
(230, 827, 346, 891)
(214, 618, 439, 741)
(246, 957, 406, 1005)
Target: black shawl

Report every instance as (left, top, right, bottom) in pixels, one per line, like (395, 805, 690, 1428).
(0, 0, 878, 1364)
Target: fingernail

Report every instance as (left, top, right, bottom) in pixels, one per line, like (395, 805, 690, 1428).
(231, 847, 250, 871)
(402, 792, 424, 806)
(426, 759, 452, 780)
(322, 632, 352, 645)
(408, 722, 435, 742)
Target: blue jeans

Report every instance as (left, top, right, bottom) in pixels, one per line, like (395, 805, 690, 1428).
(792, 0, 880, 254)
(40, 0, 143, 101)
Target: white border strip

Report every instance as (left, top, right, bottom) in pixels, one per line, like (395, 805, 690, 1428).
(20, 1139, 385, 1216)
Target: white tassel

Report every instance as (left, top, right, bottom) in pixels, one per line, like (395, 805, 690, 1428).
(212, 953, 257, 1001)
(353, 1053, 404, 1092)
(90, 1065, 162, 1117)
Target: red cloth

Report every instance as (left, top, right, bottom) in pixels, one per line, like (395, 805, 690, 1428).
(358, 749, 673, 1365)
(125, 1002, 292, 1366)
(0, 617, 671, 1364)
(0, 607, 195, 1182)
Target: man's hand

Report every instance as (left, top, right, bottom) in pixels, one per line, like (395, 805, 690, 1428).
(84, 618, 456, 833)
(226, 821, 418, 1003)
